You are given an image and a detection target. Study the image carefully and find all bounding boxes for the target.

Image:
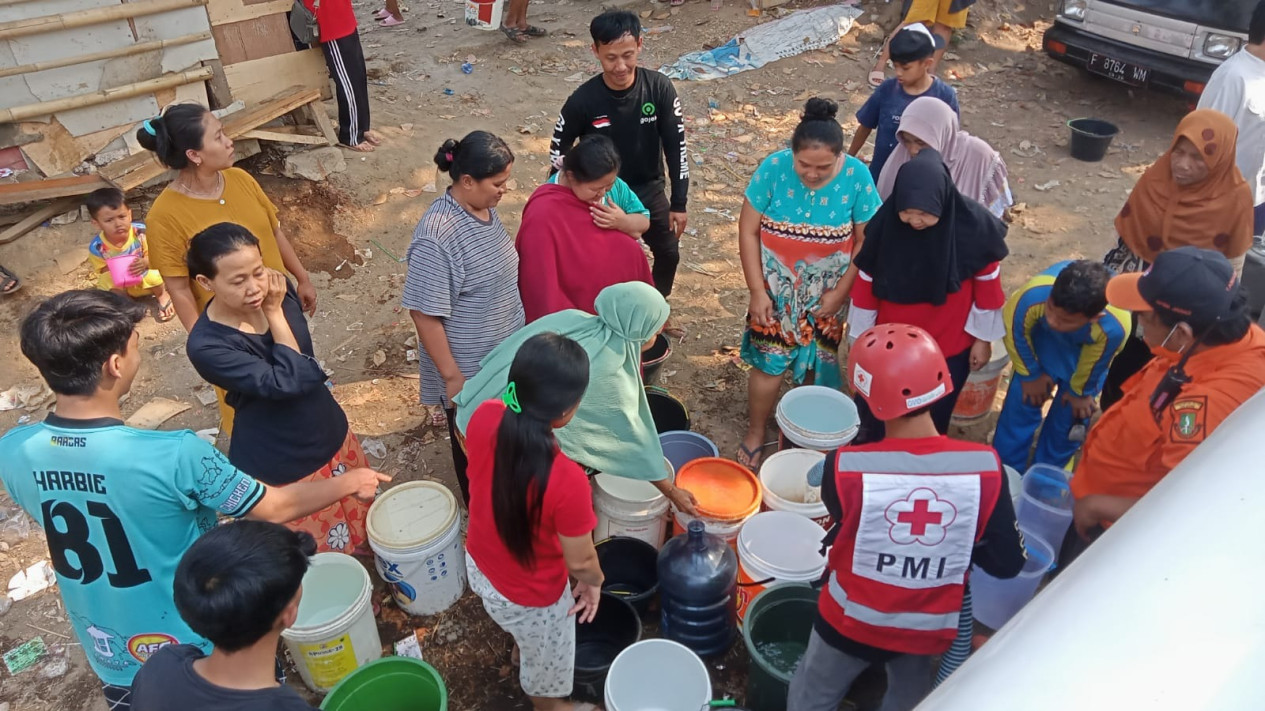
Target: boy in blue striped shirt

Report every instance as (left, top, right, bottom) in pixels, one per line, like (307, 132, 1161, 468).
(995, 261, 1130, 472)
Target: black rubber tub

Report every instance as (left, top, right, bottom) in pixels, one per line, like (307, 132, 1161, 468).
(595, 536, 660, 616)
(573, 592, 642, 702)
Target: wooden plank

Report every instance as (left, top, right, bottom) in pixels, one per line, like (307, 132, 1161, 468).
(0, 0, 209, 41)
(19, 118, 131, 177)
(211, 13, 295, 66)
(0, 198, 80, 243)
(240, 128, 328, 145)
(0, 31, 213, 80)
(0, 68, 213, 123)
(0, 175, 105, 204)
(223, 48, 329, 105)
(298, 101, 337, 145)
(205, 0, 289, 27)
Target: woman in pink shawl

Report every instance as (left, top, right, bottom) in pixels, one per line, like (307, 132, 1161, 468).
(517, 135, 653, 322)
(876, 95, 1013, 218)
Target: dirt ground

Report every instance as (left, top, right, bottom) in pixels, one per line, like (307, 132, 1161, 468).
(0, 0, 1191, 707)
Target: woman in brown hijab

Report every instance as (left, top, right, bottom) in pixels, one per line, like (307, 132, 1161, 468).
(1100, 109, 1254, 408)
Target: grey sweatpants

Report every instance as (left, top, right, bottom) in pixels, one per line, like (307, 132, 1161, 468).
(787, 630, 934, 711)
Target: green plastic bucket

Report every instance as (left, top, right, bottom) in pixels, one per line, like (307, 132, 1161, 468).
(319, 656, 448, 711)
(741, 583, 818, 711)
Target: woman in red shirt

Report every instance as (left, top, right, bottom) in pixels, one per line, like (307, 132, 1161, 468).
(848, 149, 1009, 442)
(464, 332, 604, 711)
(302, 0, 381, 151)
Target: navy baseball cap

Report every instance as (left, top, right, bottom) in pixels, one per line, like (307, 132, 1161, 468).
(1106, 246, 1240, 330)
(889, 23, 946, 63)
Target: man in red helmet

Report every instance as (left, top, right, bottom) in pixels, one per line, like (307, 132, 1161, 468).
(789, 324, 1027, 711)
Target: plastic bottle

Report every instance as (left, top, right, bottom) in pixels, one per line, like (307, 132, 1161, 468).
(657, 520, 738, 657)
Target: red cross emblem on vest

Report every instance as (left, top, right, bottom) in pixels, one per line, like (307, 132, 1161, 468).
(884, 487, 958, 546)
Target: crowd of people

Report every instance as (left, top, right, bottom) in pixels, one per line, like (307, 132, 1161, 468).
(2, 3, 1265, 711)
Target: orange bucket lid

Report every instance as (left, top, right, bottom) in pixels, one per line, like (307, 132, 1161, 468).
(675, 457, 762, 522)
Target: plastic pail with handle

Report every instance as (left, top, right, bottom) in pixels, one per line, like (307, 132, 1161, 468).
(1015, 463, 1073, 551)
(659, 430, 719, 472)
(464, 0, 502, 29)
(952, 341, 1009, 421)
(970, 531, 1056, 630)
(281, 552, 383, 693)
(758, 449, 830, 527)
(106, 254, 142, 288)
(320, 656, 448, 711)
(775, 385, 859, 451)
(604, 638, 712, 711)
(735, 511, 826, 622)
(367, 481, 466, 616)
(593, 458, 674, 549)
(742, 583, 818, 711)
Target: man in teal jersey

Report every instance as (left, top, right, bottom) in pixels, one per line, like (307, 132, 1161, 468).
(0, 290, 389, 710)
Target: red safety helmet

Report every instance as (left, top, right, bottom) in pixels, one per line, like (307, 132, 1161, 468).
(848, 324, 953, 421)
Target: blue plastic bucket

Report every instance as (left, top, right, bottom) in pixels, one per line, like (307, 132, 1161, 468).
(659, 431, 719, 472)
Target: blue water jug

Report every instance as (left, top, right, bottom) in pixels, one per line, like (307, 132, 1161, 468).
(657, 520, 738, 657)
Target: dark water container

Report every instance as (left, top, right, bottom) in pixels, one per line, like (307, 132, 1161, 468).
(573, 592, 642, 702)
(658, 519, 738, 657)
(596, 536, 659, 616)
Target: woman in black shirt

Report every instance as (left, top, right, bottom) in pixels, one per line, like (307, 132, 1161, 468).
(185, 222, 368, 554)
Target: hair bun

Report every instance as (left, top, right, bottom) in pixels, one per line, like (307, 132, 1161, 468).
(433, 138, 461, 171)
(801, 97, 839, 123)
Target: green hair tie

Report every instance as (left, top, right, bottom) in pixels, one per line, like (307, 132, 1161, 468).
(502, 381, 522, 413)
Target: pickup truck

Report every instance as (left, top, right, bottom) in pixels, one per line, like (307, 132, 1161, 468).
(1042, 0, 1256, 100)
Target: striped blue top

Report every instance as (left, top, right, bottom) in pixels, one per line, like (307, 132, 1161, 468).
(402, 191, 525, 406)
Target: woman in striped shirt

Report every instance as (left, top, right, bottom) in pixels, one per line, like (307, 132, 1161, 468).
(403, 132, 524, 504)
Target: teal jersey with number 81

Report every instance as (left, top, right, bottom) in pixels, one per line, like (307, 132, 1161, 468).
(0, 416, 265, 686)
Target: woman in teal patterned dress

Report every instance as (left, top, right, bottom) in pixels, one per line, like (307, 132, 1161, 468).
(737, 98, 882, 469)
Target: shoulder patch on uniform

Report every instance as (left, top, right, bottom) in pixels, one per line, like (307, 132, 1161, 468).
(1170, 396, 1208, 442)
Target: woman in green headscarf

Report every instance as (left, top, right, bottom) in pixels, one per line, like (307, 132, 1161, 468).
(455, 281, 699, 515)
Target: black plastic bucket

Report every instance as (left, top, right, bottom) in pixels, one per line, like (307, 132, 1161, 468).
(573, 592, 642, 702)
(1067, 118, 1119, 162)
(646, 386, 690, 433)
(640, 333, 671, 384)
(596, 536, 660, 616)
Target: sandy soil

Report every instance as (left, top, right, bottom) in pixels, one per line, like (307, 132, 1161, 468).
(0, 0, 1190, 707)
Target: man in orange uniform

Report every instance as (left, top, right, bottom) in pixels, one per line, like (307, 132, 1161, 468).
(1071, 247, 1265, 551)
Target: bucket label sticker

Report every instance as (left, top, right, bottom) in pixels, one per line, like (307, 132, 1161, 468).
(298, 633, 357, 688)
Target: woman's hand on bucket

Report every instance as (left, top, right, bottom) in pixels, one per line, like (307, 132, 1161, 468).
(666, 485, 700, 517)
(345, 467, 392, 501)
(569, 580, 602, 623)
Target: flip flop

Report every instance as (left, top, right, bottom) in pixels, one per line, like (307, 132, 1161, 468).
(736, 441, 763, 471)
(157, 295, 176, 322)
(520, 24, 547, 37)
(868, 70, 886, 88)
(500, 25, 528, 43)
(430, 407, 447, 427)
(670, 0, 685, 6)
(0, 265, 20, 295)
(373, 8, 390, 18)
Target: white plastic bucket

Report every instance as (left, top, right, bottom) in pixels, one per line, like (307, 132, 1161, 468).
(281, 552, 382, 693)
(735, 511, 826, 621)
(952, 341, 1010, 421)
(367, 481, 466, 616)
(464, 0, 503, 30)
(775, 385, 859, 450)
(605, 638, 712, 711)
(970, 531, 1056, 630)
(759, 449, 830, 527)
(593, 458, 674, 550)
(672, 509, 752, 549)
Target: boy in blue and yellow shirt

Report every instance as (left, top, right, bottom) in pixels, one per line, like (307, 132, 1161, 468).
(85, 187, 174, 321)
(995, 260, 1130, 472)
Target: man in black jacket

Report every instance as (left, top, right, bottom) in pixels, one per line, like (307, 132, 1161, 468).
(550, 10, 690, 305)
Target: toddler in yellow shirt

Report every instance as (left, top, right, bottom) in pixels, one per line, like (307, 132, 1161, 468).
(86, 187, 175, 321)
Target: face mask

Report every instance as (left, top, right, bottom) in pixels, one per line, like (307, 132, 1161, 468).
(1149, 323, 1187, 360)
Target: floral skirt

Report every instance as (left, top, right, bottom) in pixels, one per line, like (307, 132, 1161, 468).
(283, 429, 370, 553)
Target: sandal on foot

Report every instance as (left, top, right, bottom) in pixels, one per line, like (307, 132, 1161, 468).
(373, 8, 390, 18)
(736, 441, 763, 471)
(500, 25, 528, 43)
(378, 13, 405, 26)
(157, 295, 176, 322)
(521, 24, 547, 37)
(868, 69, 886, 87)
(0, 265, 21, 295)
(670, 0, 685, 6)
(429, 407, 447, 427)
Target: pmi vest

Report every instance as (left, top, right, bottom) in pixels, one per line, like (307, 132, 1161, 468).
(819, 444, 1003, 655)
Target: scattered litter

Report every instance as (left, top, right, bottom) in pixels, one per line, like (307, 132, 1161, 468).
(362, 438, 388, 460)
(645, 24, 673, 35)
(346, 321, 365, 331)
(370, 239, 406, 263)
(394, 632, 424, 659)
(38, 654, 68, 679)
(406, 349, 419, 363)
(194, 428, 219, 445)
(517, 124, 539, 135)
(404, 335, 418, 348)
(400, 123, 414, 131)
(372, 350, 387, 367)
(461, 62, 474, 74)
(125, 398, 191, 429)
(8, 561, 56, 602)
(0, 384, 52, 412)
(703, 206, 736, 221)
(685, 262, 719, 277)
(16, 415, 30, 425)
(442, 88, 454, 95)
(1033, 180, 1061, 192)
(661, 5, 861, 81)
(193, 387, 218, 407)
(355, 247, 374, 260)
(334, 259, 350, 271)
(3, 637, 46, 675)
(422, 182, 438, 193)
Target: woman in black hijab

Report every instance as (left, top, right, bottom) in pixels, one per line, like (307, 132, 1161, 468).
(848, 148, 1009, 440)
